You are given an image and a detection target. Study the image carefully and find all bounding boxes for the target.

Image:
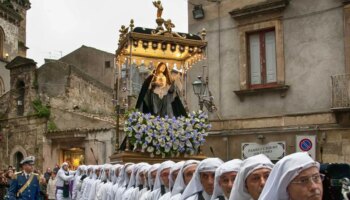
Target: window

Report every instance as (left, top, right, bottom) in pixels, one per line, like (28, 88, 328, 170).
(236, 19, 286, 90)
(0, 76, 4, 96)
(105, 61, 111, 68)
(248, 29, 277, 88)
(14, 151, 24, 171)
(0, 26, 4, 59)
(16, 80, 25, 116)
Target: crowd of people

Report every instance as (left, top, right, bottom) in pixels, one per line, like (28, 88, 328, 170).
(0, 162, 63, 200)
(3, 152, 325, 200)
(17, 151, 320, 200)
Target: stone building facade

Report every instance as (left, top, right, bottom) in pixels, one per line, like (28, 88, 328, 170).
(186, 0, 350, 163)
(59, 45, 116, 89)
(0, 46, 117, 170)
(0, 0, 30, 97)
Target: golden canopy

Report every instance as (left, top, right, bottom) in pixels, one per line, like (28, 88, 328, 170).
(115, 2, 207, 73)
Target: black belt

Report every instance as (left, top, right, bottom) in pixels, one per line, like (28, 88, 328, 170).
(56, 186, 64, 190)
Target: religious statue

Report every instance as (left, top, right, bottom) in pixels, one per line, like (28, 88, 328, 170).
(135, 62, 187, 117)
(164, 19, 175, 33)
(153, 0, 163, 19)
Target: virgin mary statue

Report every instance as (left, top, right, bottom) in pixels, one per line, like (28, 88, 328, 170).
(135, 62, 187, 117)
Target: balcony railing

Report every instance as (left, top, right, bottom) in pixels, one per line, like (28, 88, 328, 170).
(331, 74, 350, 110)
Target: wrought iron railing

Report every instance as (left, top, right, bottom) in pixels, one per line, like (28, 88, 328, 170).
(331, 74, 350, 109)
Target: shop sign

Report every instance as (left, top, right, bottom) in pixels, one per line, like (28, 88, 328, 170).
(242, 141, 286, 160)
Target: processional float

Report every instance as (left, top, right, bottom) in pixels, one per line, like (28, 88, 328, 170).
(110, 1, 210, 164)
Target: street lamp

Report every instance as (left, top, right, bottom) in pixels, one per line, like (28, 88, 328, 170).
(192, 5, 205, 20)
(192, 77, 205, 96)
(192, 69, 217, 112)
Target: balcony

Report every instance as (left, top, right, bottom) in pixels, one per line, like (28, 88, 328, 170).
(331, 74, 350, 125)
(331, 74, 350, 110)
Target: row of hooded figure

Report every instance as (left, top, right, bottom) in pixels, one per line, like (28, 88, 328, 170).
(64, 152, 322, 200)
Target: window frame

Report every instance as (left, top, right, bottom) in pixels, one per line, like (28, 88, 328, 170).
(237, 19, 285, 91)
(247, 28, 278, 89)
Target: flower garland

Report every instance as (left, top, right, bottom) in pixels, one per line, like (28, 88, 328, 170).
(124, 110, 211, 158)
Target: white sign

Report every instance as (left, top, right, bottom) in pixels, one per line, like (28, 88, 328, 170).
(296, 135, 316, 160)
(242, 141, 286, 160)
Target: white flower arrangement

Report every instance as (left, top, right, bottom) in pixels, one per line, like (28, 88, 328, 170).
(124, 110, 211, 158)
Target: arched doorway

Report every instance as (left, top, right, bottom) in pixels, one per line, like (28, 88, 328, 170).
(14, 151, 23, 171)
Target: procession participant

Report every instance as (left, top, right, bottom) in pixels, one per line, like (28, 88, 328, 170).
(149, 160, 175, 200)
(139, 163, 160, 200)
(158, 161, 185, 200)
(80, 165, 94, 200)
(181, 158, 224, 200)
(109, 164, 122, 200)
(56, 162, 75, 200)
(122, 163, 148, 200)
(111, 164, 123, 200)
(115, 163, 134, 200)
(96, 164, 113, 200)
(170, 160, 199, 200)
(75, 165, 88, 200)
(8, 156, 40, 200)
(211, 159, 242, 200)
(87, 165, 103, 200)
(259, 152, 323, 200)
(72, 165, 85, 200)
(229, 154, 274, 200)
(130, 164, 151, 200)
(82, 165, 99, 200)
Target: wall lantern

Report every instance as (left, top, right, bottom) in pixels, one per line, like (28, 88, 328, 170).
(192, 5, 205, 20)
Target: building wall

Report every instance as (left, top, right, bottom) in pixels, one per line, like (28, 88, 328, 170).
(59, 45, 116, 89)
(187, 0, 350, 163)
(0, 116, 46, 170)
(0, 16, 19, 60)
(187, 0, 345, 119)
(38, 61, 114, 115)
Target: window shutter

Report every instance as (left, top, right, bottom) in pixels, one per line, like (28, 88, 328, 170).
(249, 34, 261, 85)
(265, 31, 277, 83)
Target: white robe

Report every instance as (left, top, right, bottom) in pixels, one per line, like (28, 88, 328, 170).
(72, 175, 81, 200)
(111, 183, 120, 200)
(121, 187, 136, 200)
(95, 181, 106, 200)
(139, 190, 152, 200)
(88, 179, 101, 200)
(158, 192, 171, 200)
(130, 187, 148, 200)
(149, 188, 161, 200)
(80, 178, 93, 200)
(104, 182, 114, 200)
(115, 185, 127, 200)
(170, 193, 181, 200)
(186, 191, 211, 200)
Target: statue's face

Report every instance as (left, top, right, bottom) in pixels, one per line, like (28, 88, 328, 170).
(157, 64, 166, 74)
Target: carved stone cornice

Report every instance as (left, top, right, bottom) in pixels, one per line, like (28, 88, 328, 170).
(229, 0, 289, 19)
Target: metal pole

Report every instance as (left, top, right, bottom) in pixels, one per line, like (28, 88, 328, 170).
(115, 57, 121, 152)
